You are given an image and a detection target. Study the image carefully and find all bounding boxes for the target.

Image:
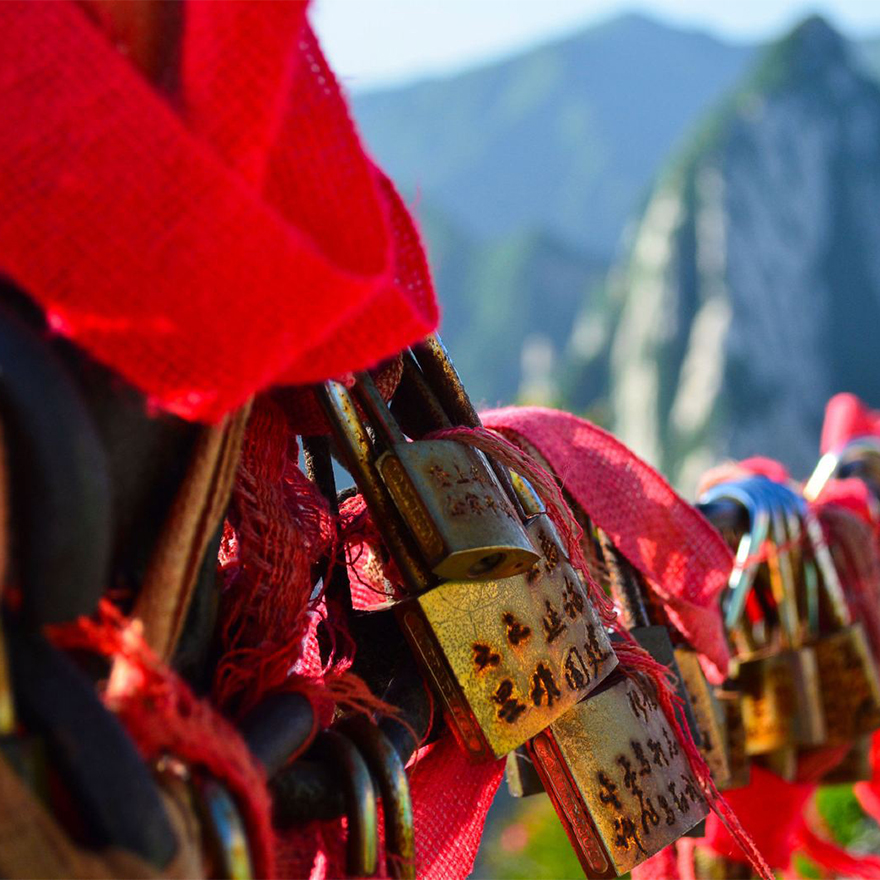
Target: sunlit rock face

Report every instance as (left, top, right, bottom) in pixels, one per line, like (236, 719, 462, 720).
(605, 16, 880, 491)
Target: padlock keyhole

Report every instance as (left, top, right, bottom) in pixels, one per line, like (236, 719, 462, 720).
(467, 553, 506, 579)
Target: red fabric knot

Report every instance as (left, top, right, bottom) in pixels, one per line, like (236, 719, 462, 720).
(0, 1, 438, 422)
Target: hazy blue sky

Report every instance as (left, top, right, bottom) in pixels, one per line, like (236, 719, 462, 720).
(312, 0, 880, 90)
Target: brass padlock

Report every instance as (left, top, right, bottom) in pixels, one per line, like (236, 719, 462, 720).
(352, 372, 539, 581)
(761, 484, 826, 750)
(528, 672, 709, 878)
(673, 648, 731, 790)
(505, 640, 727, 798)
(596, 531, 727, 782)
(714, 688, 751, 789)
(800, 502, 880, 745)
(319, 369, 617, 760)
(764, 480, 879, 749)
(399, 507, 618, 760)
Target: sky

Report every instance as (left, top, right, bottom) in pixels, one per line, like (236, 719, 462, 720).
(311, 0, 880, 90)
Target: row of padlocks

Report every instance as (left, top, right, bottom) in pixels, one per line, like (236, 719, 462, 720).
(305, 339, 880, 878)
(309, 337, 726, 877)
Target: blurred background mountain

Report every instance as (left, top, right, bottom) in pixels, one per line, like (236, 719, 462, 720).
(348, 12, 880, 492)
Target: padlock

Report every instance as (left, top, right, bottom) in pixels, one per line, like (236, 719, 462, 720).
(701, 478, 826, 761)
(351, 372, 539, 581)
(527, 671, 709, 878)
(398, 508, 618, 761)
(596, 532, 715, 772)
(714, 689, 751, 789)
(763, 479, 880, 748)
(799, 499, 880, 745)
(760, 483, 826, 750)
(318, 374, 617, 760)
(701, 481, 795, 759)
(672, 648, 731, 790)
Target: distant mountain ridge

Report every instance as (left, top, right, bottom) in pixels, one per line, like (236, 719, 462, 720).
(349, 14, 880, 450)
(589, 16, 880, 488)
(354, 13, 757, 258)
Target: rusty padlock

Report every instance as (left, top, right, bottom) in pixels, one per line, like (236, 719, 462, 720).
(798, 497, 880, 746)
(596, 532, 735, 791)
(352, 371, 538, 582)
(505, 527, 709, 874)
(317, 357, 616, 761)
(528, 671, 709, 877)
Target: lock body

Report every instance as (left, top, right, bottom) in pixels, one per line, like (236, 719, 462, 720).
(784, 646, 826, 747)
(673, 648, 731, 789)
(397, 520, 618, 760)
(812, 624, 880, 745)
(714, 689, 751, 789)
(378, 440, 539, 580)
(734, 649, 798, 755)
(615, 626, 701, 747)
(528, 674, 709, 878)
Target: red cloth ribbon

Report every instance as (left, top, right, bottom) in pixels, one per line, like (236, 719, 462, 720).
(481, 406, 733, 680)
(702, 767, 816, 870)
(821, 393, 880, 454)
(0, 1, 437, 422)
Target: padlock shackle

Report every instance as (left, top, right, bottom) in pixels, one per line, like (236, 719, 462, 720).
(765, 475, 853, 630)
(312, 730, 379, 878)
(804, 435, 880, 501)
(509, 471, 544, 517)
(767, 482, 822, 638)
(394, 351, 454, 434)
(353, 371, 408, 450)
(749, 480, 802, 649)
(193, 776, 255, 880)
(411, 335, 481, 429)
(804, 508, 852, 628)
(411, 335, 529, 521)
(700, 480, 769, 632)
(316, 382, 433, 594)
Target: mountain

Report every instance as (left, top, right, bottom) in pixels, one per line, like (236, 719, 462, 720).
(580, 16, 880, 490)
(353, 13, 756, 259)
(419, 207, 607, 407)
(351, 14, 760, 407)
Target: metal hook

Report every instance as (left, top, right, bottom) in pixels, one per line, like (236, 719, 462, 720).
(313, 730, 379, 878)
(340, 716, 416, 880)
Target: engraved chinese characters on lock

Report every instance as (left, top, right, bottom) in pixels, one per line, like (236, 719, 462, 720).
(399, 524, 618, 761)
(378, 440, 539, 581)
(529, 675, 709, 878)
(813, 624, 880, 745)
